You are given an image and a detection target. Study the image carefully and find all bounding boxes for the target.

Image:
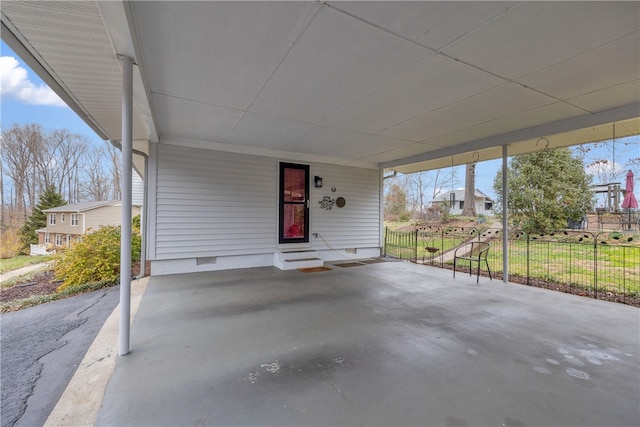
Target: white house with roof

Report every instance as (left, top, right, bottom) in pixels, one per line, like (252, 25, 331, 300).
(431, 189, 494, 217)
(4, 2, 638, 275)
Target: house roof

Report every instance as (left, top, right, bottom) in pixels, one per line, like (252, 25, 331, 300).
(44, 200, 119, 213)
(2, 2, 638, 174)
(433, 189, 493, 203)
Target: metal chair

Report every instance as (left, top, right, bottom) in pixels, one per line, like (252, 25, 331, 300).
(453, 241, 492, 283)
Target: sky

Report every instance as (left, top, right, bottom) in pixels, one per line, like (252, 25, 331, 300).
(1, 40, 638, 205)
(1, 42, 105, 148)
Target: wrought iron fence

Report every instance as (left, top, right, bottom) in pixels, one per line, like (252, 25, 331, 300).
(384, 226, 640, 301)
(383, 228, 418, 262)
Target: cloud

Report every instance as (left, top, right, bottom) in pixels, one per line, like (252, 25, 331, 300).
(0, 56, 66, 107)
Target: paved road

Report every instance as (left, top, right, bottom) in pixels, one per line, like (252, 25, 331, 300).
(1, 286, 120, 427)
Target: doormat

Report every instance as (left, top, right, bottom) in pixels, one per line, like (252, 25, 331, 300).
(298, 266, 332, 273)
(334, 262, 365, 268)
(360, 258, 387, 264)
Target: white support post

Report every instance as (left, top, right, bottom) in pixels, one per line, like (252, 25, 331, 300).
(119, 55, 133, 356)
(502, 144, 509, 283)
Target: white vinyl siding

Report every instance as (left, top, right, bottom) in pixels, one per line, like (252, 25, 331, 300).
(155, 145, 277, 259)
(309, 163, 380, 250)
(132, 172, 144, 206)
(153, 144, 381, 264)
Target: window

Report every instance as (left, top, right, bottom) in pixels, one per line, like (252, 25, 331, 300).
(459, 201, 464, 210)
(71, 213, 78, 226)
(66, 235, 72, 248)
(484, 202, 493, 211)
(61, 213, 65, 222)
(45, 233, 50, 244)
(55, 234, 63, 246)
(49, 213, 56, 225)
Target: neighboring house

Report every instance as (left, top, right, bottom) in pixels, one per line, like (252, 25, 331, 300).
(431, 189, 494, 217)
(36, 201, 141, 250)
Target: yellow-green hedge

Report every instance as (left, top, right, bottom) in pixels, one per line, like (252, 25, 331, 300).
(54, 225, 141, 290)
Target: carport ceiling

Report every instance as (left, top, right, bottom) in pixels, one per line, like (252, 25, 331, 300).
(2, 1, 639, 173)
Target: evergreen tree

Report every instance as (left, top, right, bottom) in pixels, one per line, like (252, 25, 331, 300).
(493, 147, 593, 233)
(19, 185, 66, 254)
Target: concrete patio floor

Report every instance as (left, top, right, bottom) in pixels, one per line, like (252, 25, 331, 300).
(96, 260, 639, 427)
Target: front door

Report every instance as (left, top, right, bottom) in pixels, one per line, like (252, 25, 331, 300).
(279, 162, 309, 244)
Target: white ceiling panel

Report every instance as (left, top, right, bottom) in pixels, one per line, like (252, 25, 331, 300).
(153, 94, 243, 143)
(324, 55, 502, 134)
(568, 80, 640, 113)
(132, 1, 319, 110)
(382, 83, 556, 142)
(284, 126, 366, 156)
(3, 1, 638, 175)
(423, 103, 588, 149)
(248, 6, 430, 123)
(224, 113, 315, 150)
(520, 33, 640, 101)
(443, 2, 640, 80)
(326, 135, 415, 160)
(357, 142, 446, 165)
(332, 2, 515, 51)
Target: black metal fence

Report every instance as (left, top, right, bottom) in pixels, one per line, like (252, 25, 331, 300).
(384, 226, 640, 301)
(383, 228, 418, 262)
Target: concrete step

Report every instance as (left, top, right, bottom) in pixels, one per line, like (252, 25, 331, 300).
(274, 250, 324, 270)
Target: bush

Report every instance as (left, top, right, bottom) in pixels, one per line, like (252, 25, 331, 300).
(54, 225, 141, 290)
(0, 229, 22, 259)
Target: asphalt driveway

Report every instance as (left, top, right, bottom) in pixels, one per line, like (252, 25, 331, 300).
(1, 286, 119, 427)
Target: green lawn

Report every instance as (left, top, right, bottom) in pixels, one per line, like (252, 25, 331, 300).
(0, 255, 51, 274)
(486, 240, 640, 295)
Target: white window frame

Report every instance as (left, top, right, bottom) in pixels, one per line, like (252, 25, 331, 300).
(49, 213, 56, 225)
(71, 213, 78, 226)
(55, 234, 63, 246)
(66, 234, 72, 248)
(45, 233, 51, 244)
(61, 213, 65, 222)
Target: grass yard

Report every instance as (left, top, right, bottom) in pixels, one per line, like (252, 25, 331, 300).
(0, 255, 51, 274)
(486, 239, 640, 295)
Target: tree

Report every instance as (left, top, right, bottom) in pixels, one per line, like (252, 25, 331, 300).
(461, 163, 477, 217)
(81, 145, 114, 201)
(18, 185, 66, 254)
(384, 184, 410, 221)
(494, 147, 593, 233)
(1, 124, 41, 218)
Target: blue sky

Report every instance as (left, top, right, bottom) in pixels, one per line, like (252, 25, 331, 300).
(2, 40, 637, 204)
(1, 41, 105, 149)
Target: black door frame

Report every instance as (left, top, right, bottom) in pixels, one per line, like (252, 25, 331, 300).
(279, 162, 310, 244)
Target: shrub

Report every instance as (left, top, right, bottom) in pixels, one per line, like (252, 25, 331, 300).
(1, 228, 22, 259)
(54, 225, 141, 290)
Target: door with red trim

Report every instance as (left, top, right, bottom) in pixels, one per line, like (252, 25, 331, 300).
(279, 163, 309, 244)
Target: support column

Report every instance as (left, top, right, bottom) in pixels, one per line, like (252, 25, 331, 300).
(502, 144, 509, 283)
(119, 55, 133, 356)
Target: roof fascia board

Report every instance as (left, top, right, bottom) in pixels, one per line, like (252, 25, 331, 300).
(1, 17, 110, 140)
(382, 103, 640, 170)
